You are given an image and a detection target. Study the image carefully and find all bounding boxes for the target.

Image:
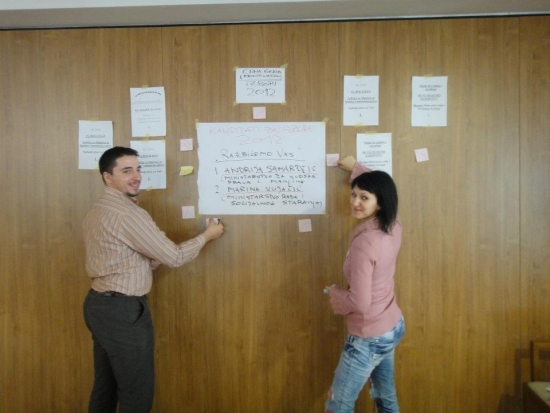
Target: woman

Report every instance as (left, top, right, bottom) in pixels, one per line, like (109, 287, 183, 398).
(325, 155, 405, 413)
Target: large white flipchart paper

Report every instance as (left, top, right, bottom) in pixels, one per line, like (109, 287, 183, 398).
(197, 122, 326, 215)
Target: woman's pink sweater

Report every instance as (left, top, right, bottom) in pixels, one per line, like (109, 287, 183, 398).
(329, 163, 403, 338)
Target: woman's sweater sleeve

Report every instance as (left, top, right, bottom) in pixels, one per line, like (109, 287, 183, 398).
(330, 161, 378, 315)
(350, 162, 372, 182)
(329, 232, 380, 315)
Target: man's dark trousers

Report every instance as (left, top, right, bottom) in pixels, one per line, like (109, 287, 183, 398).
(84, 289, 154, 413)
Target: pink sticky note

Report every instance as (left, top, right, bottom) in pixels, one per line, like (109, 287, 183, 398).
(180, 139, 193, 151)
(415, 148, 430, 162)
(326, 154, 339, 166)
(298, 219, 312, 233)
(253, 107, 266, 119)
(181, 206, 195, 219)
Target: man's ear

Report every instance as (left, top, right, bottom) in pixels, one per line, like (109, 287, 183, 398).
(102, 172, 112, 185)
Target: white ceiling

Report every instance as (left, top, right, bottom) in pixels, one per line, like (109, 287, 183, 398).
(0, 0, 549, 30)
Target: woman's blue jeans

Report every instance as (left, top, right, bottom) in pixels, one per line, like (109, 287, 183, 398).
(325, 317, 405, 413)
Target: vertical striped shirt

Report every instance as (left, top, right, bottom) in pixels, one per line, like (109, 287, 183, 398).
(83, 187, 206, 296)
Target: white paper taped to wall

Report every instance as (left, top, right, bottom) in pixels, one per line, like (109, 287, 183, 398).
(197, 122, 326, 215)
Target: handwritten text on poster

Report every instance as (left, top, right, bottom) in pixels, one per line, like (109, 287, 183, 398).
(197, 122, 326, 215)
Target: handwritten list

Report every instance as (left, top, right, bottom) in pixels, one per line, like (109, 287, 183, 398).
(197, 122, 326, 215)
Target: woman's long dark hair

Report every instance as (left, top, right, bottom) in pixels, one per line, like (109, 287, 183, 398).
(351, 171, 398, 234)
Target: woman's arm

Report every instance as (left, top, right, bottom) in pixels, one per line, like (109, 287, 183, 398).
(337, 155, 371, 182)
(328, 233, 379, 315)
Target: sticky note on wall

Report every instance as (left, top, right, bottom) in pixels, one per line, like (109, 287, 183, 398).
(180, 139, 193, 151)
(414, 148, 430, 162)
(298, 219, 312, 233)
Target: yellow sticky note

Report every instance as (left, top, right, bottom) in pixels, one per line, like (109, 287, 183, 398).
(179, 166, 194, 176)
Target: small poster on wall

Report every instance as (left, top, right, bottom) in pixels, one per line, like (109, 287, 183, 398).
(411, 76, 448, 127)
(343, 75, 379, 126)
(78, 120, 113, 170)
(130, 139, 167, 190)
(356, 133, 393, 176)
(130, 86, 166, 137)
(235, 67, 286, 104)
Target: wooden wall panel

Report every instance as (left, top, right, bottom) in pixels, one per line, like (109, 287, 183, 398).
(520, 17, 550, 355)
(0, 16, 549, 413)
(154, 22, 343, 412)
(1, 29, 92, 412)
(340, 18, 523, 412)
(1, 30, 44, 413)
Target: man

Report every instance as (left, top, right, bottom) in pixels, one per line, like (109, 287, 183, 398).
(82, 146, 224, 413)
